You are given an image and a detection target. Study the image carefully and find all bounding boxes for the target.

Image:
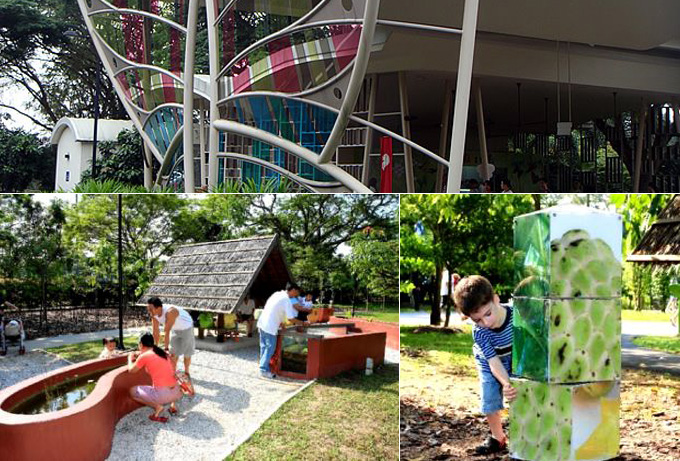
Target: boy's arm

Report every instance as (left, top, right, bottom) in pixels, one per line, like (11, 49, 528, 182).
(488, 356, 517, 400)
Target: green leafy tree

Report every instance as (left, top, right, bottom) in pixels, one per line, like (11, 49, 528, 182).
(0, 127, 55, 191)
(0, 0, 124, 130)
(63, 194, 191, 300)
(610, 193, 670, 310)
(349, 228, 399, 311)
(248, 194, 398, 300)
(80, 129, 145, 185)
(401, 194, 535, 325)
(0, 196, 68, 324)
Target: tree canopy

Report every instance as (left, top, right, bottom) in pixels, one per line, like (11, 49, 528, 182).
(0, 194, 399, 311)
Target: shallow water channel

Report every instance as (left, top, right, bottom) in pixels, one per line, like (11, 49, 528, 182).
(11, 365, 119, 415)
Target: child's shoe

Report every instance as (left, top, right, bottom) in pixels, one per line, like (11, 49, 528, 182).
(473, 436, 507, 455)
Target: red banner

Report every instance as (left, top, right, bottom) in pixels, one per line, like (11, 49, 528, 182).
(380, 136, 393, 193)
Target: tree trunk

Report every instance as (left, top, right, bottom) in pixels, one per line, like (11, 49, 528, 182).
(431, 266, 442, 325)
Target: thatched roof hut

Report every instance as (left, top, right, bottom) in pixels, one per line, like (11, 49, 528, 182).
(628, 195, 680, 264)
(139, 235, 293, 313)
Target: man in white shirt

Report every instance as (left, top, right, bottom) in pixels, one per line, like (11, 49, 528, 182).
(257, 283, 301, 378)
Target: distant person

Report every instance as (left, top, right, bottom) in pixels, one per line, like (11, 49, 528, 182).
(571, 180, 583, 193)
(128, 332, 183, 422)
(454, 276, 517, 455)
(257, 283, 301, 378)
(290, 292, 313, 322)
(482, 180, 493, 193)
(296, 292, 314, 322)
(537, 178, 550, 193)
(468, 179, 481, 193)
(99, 337, 122, 359)
(500, 179, 513, 193)
(147, 297, 196, 376)
(0, 295, 21, 355)
(236, 293, 256, 337)
(368, 177, 378, 193)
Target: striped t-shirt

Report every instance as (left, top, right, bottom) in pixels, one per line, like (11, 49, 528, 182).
(472, 304, 513, 374)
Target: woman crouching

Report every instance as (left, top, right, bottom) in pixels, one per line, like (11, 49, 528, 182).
(128, 332, 182, 422)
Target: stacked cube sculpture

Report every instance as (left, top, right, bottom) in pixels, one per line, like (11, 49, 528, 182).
(509, 206, 622, 461)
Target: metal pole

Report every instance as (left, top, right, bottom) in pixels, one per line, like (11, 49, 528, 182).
(398, 71, 415, 192)
(117, 194, 124, 348)
(361, 75, 378, 186)
(633, 100, 648, 192)
(182, 0, 199, 193)
(92, 63, 100, 179)
(446, 0, 480, 193)
(474, 81, 490, 180)
(317, 0, 381, 164)
(436, 79, 453, 193)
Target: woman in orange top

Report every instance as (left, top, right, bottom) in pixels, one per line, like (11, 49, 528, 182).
(128, 332, 182, 422)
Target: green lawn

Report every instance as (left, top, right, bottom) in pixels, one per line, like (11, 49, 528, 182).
(622, 309, 671, 322)
(353, 311, 399, 323)
(400, 325, 475, 377)
(334, 304, 399, 323)
(227, 365, 399, 461)
(632, 336, 680, 355)
(44, 337, 138, 363)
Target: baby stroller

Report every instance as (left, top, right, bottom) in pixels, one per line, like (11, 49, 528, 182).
(1, 317, 26, 355)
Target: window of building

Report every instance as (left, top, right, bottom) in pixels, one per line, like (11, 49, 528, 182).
(65, 171, 70, 182)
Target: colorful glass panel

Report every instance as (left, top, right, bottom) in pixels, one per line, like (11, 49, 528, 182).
(116, 68, 183, 111)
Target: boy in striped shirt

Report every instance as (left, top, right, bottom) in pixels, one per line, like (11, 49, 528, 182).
(453, 275, 517, 455)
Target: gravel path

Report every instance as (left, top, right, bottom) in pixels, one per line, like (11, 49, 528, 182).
(0, 350, 71, 389)
(107, 347, 309, 461)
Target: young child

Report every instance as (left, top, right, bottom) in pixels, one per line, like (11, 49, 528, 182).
(99, 337, 121, 359)
(453, 275, 517, 455)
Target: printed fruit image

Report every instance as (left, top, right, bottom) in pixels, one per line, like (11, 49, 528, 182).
(513, 298, 621, 383)
(509, 379, 620, 461)
(549, 230, 621, 298)
(513, 208, 622, 299)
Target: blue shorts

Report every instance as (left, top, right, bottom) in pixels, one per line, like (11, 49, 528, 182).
(478, 368, 504, 415)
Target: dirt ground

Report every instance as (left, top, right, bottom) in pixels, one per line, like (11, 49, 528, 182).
(400, 365, 680, 461)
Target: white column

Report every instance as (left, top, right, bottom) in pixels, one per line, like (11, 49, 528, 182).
(182, 0, 199, 192)
(447, 0, 480, 193)
(206, 0, 221, 190)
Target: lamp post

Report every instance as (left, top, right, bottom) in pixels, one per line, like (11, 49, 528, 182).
(117, 194, 124, 349)
(65, 29, 101, 179)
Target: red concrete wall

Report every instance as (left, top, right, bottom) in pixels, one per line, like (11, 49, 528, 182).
(309, 332, 386, 379)
(329, 316, 399, 350)
(0, 355, 151, 461)
(274, 331, 386, 380)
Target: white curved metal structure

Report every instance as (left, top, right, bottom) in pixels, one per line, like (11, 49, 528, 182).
(77, 0, 680, 192)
